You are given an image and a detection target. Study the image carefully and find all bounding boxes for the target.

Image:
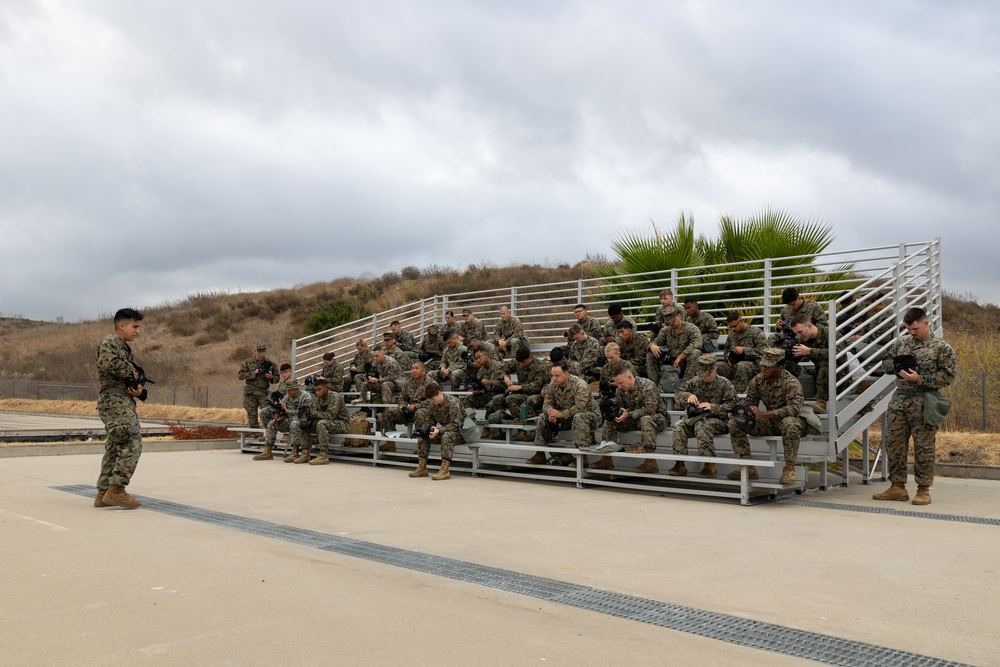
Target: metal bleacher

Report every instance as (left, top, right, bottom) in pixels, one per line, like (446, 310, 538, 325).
(279, 240, 944, 505)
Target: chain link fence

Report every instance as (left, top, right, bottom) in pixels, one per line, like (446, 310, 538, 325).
(0, 379, 243, 410)
(943, 369, 999, 432)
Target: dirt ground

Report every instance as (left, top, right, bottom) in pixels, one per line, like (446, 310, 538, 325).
(2, 399, 997, 465)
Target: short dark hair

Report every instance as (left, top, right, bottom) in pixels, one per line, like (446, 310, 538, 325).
(903, 307, 928, 326)
(443, 330, 456, 341)
(789, 312, 813, 327)
(726, 311, 742, 323)
(445, 310, 454, 317)
(781, 287, 799, 305)
(550, 347, 565, 363)
(515, 346, 531, 362)
(684, 297, 698, 306)
(838, 291, 855, 307)
(613, 365, 634, 378)
(552, 362, 569, 373)
(322, 352, 334, 361)
(567, 323, 583, 336)
(372, 344, 384, 353)
(615, 320, 633, 330)
(390, 320, 401, 327)
(574, 304, 587, 311)
(424, 382, 442, 398)
(279, 363, 292, 371)
(114, 308, 143, 325)
(608, 304, 622, 316)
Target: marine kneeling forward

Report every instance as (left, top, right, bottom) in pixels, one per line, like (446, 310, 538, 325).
(668, 355, 737, 478)
(528, 363, 602, 468)
(253, 375, 313, 461)
(598, 366, 670, 473)
(288, 378, 350, 465)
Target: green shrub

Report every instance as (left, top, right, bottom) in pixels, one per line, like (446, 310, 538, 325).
(305, 299, 369, 334)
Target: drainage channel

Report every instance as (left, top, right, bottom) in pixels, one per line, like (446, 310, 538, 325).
(777, 499, 1000, 526)
(56, 484, 971, 667)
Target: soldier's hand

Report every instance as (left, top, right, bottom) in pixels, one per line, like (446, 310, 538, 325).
(650, 344, 661, 357)
(687, 395, 700, 406)
(429, 426, 440, 438)
(898, 368, 920, 383)
(698, 402, 712, 410)
(734, 346, 744, 354)
(750, 406, 764, 418)
(614, 409, 628, 423)
(126, 385, 144, 398)
(547, 408, 561, 421)
(792, 344, 810, 357)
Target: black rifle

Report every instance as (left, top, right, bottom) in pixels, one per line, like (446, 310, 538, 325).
(125, 365, 154, 402)
(412, 425, 433, 439)
(297, 405, 313, 432)
(730, 404, 756, 434)
(268, 390, 286, 420)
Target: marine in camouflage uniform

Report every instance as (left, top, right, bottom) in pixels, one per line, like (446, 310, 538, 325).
(261, 380, 314, 458)
(717, 318, 767, 392)
(437, 335, 469, 390)
(95, 311, 146, 505)
(533, 367, 602, 464)
(391, 325, 417, 352)
(383, 334, 413, 369)
(790, 321, 831, 403)
(683, 306, 720, 353)
(259, 364, 293, 426)
(492, 307, 527, 358)
(615, 322, 650, 379)
(878, 315, 957, 494)
(487, 351, 551, 424)
(599, 358, 636, 387)
(319, 355, 345, 393)
(575, 314, 604, 341)
(647, 308, 702, 388)
(348, 342, 375, 393)
(672, 356, 737, 459)
(779, 296, 828, 328)
(601, 372, 669, 453)
(600, 308, 634, 345)
(567, 327, 603, 381)
(728, 348, 806, 475)
(414, 392, 464, 463)
(457, 309, 488, 343)
(238, 343, 277, 428)
(358, 351, 404, 403)
(289, 380, 350, 462)
(418, 325, 445, 370)
(464, 353, 506, 411)
(378, 365, 433, 434)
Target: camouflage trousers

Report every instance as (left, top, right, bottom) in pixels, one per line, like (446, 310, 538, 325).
(494, 336, 526, 359)
(885, 397, 938, 487)
(290, 419, 349, 453)
(462, 390, 503, 412)
(354, 377, 403, 404)
(378, 406, 430, 434)
(803, 361, 830, 401)
(416, 430, 462, 462)
(728, 415, 803, 463)
(715, 360, 759, 393)
(534, 411, 602, 458)
(672, 416, 729, 456)
(646, 351, 699, 392)
(243, 387, 268, 428)
(96, 391, 142, 490)
(602, 414, 667, 453)
(422, 357, 441, 371)
(567, 361, 601, 382)
(486, 393, 542, 424)
(264, 415, 292, 446)
(436, 368, 467, 391)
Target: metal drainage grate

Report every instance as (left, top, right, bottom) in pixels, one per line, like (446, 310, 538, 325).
(56, 485, 971, 667)
(777, 499, 1000, 526)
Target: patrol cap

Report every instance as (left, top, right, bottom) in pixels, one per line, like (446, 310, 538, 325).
(256, 342, 267, 352)
(760, 348, 785, 368)
(661, 306, 680, 319)
(285, 379, 301, 391)
(383, 332, 396, 341)
(427, 324, 439, 334)
(461, 308, 474, 316)
(697, 355, 716, 374)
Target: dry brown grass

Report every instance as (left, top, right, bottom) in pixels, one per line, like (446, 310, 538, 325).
(0, 399, 243, 423)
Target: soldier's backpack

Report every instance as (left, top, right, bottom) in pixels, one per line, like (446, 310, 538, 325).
(659, 366, 681, 393)
(343, 412, 372, 447)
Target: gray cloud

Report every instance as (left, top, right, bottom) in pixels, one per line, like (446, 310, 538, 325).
(1, 0, 997, 321)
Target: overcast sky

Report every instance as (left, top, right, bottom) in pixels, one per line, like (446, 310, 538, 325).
(1, 1, 997, 321)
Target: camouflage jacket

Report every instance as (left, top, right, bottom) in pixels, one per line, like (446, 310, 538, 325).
(386, 345, 412, 369)
(278, 389, 313, 417)
(601, 316, 635, 342)
(795, 325, 829, 364)
(724, 325, 767, 363)
(274, 377, 294, 394)
(373, 356, 404, 381)
(458, 318, 488, 343)
(476, 361, 507, 396)
(654, 305, 675, 328)
(616, 334, 650, 370)
(424, 394, 464, 435)
(653, 322, 702, 358)
(310, 391, 349, 424)
(441, 321, 460, 340)
(599, 359, 636, 387)
(96, 333, 138, 394)
(493, 316, 524, 341)
(420, 333, 445, 359)
(568, 336, 602, 371)
(881, 333, 957, 406)
(683, 311, 719, 341)
(320, 362, 344, 388)
(676, 375, 737, 419)
(745, 369, 803, 420)
(542, 375, 600, 419)
(440, 343, 468, 372)
(510, 356, 551, 395)
(477, 340, 503, 362)
(614, 376, 668, 419)
(349, 350, 375, 374)
(394, 330, 417, 352)
(577, 316, 603, 340)
(780, 299, 828, 328)
(238, 356, 276, 392)
(399, 374, 434, 408)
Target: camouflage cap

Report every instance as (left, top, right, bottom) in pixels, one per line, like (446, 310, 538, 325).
(697, 355, 716, 374)
(760, 348, 785, 368)
(427, 324, 440, 334)
(382, 332, 396, 341)
(255, 342, 267, 352)
(285, 379, 300, 391)
(661, 306, 680, 319)
(461, 308, 474, 316)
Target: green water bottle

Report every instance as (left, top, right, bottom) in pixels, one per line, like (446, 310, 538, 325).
(519, 403, 528, 421)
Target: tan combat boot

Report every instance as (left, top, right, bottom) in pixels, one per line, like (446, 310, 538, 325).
(568, 457, 589, 470)
(698, 463, 717, 478)
(779, 462, 796, 485)
(911, 486, 931, 506)
(409, 458, 429, 478)
(253, 445, 273, 461)
(309, 451, 329, 465)
(873, 483, 909, 501)
(293, 449, 312, 464)
(591, 456, 615, 470)
(525, 451, 546, 465)
(432, 460, 451, 480)
(811, 399, 827, 414)
(634, 459, 660, 474)
(94, 489, 111, 508)
(283, 445, 298, 463)
(480, 427, 492, 440)
(103, 485, 141, 509)
(727, 456, 759, 480)
(379, 441, 396, 452)
(666, 461, 686, 476)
